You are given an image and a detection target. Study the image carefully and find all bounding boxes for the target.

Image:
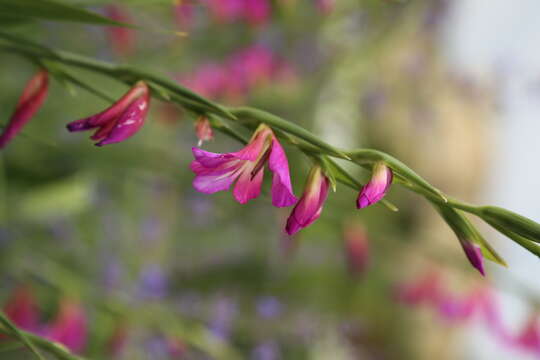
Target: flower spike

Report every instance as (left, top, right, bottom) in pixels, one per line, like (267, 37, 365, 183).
(285, 165, 329, 235)
(67, 81, 150, 146)
(357, 161, 393, 209)
(190, 123, 297, 207)
(0, 70, 48, 149)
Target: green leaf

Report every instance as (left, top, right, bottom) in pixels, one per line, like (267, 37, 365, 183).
(0, 0, 134, 27)
(0, 312, 45, 360)
(484, 218, 540, 259)
(432, 202, 507, 267)
(480, 206, 540, 244)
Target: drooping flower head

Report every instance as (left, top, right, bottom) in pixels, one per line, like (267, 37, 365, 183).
(285, 165, 329, 235)
(66, 81, 150, 146)
(194, 115, 213, 146)
(190, 123, 297, 207)
(0, 70, 48, 149)
(356, 162, 393, 209)
(46, 299, 87, 353)
(343, 223, 370, 275)
(459, 238, 485, 276)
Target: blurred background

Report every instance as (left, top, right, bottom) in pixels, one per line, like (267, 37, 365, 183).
(0, 0, 539, 359)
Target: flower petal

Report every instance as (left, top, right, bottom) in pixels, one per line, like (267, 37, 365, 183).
(232, 164, 264, 204)
(356, 163, 393, 209)
(268, 136, 297, 207)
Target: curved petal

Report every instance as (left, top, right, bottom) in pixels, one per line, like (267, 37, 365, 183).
(192, 147, 238, 168)
(268, 136, 297, 207)
(356, 163, 393, 208)
(232, 164, 264, 204)
(285, 174, 328, 235)
(96, 92, 149, 146)
(229, 126, 270, 161)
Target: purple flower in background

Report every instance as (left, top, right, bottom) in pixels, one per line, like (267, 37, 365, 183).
(209, 297, 237, 340)
(356, 162, 393, 209)
(190, 124, 297, 207)
(252, 341, 281, 360)
(137, 264, 168, 300)
(173, 0, 195, 30)
(0, 70, 48, 149)
(66, 81, 150, 146)
(285, 165, 329, 235)
(256, 297, 282, 319)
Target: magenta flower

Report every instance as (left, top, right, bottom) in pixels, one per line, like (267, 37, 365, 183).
(190, 124, 297, 206)
(66, 81, 150, 146)
(194, 115, 213, 146)
(285, 165, 329, 235)
(356, 162, 393, 209)
(459, 238, 485, 276)
(243, 0, 271, 26)
(45, 299, 87, 353)
(0, 70, 48, 149)
(207, 0, 244, 23)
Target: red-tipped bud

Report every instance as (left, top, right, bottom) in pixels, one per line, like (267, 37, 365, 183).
(0, 70, 48, 149)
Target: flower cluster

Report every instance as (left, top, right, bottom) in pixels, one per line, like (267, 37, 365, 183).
(395, 271, 540, 356)
(174, 0, 334, 30)
(177, 45, 296, 102)
(190, 122, 394, 235)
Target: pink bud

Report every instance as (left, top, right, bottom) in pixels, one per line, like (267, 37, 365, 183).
(0, 70, 48, 149)
(356, 162, 393, 209)
(3, 286, 40, 332)
(194, 116, 213, 146)
(66, 81, 150, 146)
(46, 299, 87, 353)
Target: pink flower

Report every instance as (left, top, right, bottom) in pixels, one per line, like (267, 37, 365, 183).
(105, 5, 136, 57)
(0, 70, 48, 149)
(190, 124, 297, 206)
(45, 299, 87, 354)
(315, 0, 335, 14)
(66, 81, 150, 146)
(343, 223, 370, 275)
(207, 0, 244, 23)
(394, 271, 441, 305)
(356, 162, 393, 209)
(243, 0, 271, 26)
(459, 239, 485, 276)
(173, 1, 195, 30)
(516, 316, 540, 352)
(285, 165, 329, 235)
(194, 116, 213, 146)
(3, 286, 40, 332)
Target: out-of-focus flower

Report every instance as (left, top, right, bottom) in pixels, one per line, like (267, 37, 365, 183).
(209, 297, 237, 340)
(356, 162, 393, 209)
(516, 315, 540, 353)
(173, 0, 195, 30)
(137, 264, 169, 300)
(190, 123, 297, 207)
(105, 5, 136, 57)
(256, 297, 282, 319)
(46, 299, 88, 354)
(343, 223, 370, 275)
(315, 0, 335, 14)
(243, 0, 271, 26)
(67, 81, 150, 146)
(3, 286, 39, 332)
(252, 341, 281, 360)
(107, 323, 128, 357)
(285, 165, 329, 235)
(194, 115, 213, 146)
(207, 0, 244, 23)
(0, 70, 48, 149)
(394, 271, 441, 305)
